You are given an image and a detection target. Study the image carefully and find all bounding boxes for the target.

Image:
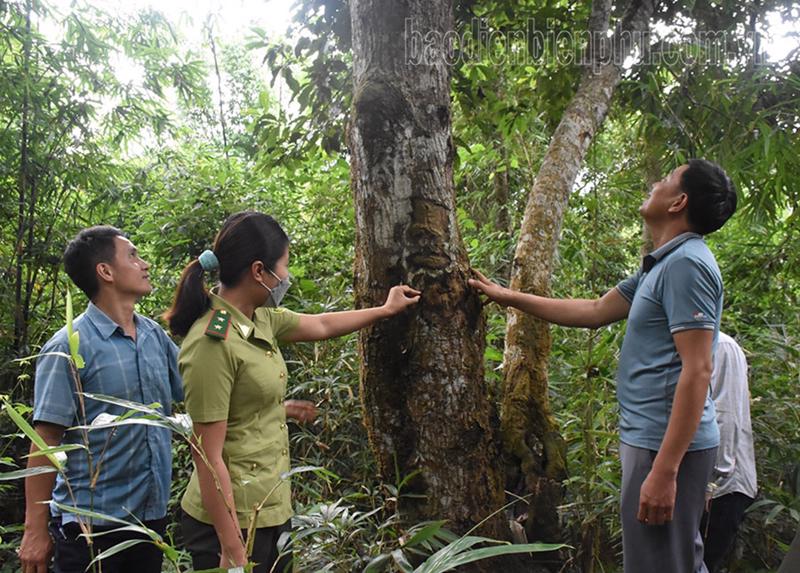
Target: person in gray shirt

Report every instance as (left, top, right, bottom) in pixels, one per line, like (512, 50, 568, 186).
(701, 332, 758, 572)
(470, 159, 738, 573)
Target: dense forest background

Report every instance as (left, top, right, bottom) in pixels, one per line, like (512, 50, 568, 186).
(1, 0, 798, 571)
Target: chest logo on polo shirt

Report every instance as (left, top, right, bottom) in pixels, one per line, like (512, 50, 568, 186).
(205, 309, 231, 340)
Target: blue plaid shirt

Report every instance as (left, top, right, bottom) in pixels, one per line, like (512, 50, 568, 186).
(33, 302, 183, 525)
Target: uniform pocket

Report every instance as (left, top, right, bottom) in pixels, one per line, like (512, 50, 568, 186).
(228, 441, 284, 513)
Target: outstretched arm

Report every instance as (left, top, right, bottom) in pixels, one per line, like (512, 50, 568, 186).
(283, 285, 421, 342)
(468, 270, 630, 328)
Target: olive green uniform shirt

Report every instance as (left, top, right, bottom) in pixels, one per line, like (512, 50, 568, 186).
(179, 292, 301, 528)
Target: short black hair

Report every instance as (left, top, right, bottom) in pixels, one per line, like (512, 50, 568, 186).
(63, 226, 125, 299)
(680, 159, 737, 235)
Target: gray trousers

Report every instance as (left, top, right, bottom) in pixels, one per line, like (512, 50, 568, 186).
(777, 526, 800, 573)
(620, 443, 717, 573)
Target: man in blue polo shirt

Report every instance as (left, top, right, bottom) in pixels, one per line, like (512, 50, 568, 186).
(470, 159, 738, 572)
(18, 226, 183, 573)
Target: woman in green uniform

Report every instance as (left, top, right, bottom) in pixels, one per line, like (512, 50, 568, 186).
(164, 211, 419, 572)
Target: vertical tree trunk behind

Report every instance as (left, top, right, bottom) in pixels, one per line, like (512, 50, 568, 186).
(347, 0, 515, 544)
(501, 0, 655, 542)
(493, 144, 513, 280)
(13, 0, 33, 359)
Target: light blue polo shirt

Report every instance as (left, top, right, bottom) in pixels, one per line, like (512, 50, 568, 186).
(615, 232, 721, 452)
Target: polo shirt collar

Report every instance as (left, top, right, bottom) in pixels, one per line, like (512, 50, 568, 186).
(641, 231, 703, 273)
(208, 290, 275, 346)
(84, 301, 153, 340)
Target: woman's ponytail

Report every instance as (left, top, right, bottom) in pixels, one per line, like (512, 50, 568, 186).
(163, 259, 210, 337)
(164, 211, 288, 336)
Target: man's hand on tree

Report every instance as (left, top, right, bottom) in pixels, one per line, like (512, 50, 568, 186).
(468, 270, 510, 306)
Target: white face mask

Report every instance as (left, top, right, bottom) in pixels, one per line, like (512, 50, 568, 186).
(259, 268, 291, 307)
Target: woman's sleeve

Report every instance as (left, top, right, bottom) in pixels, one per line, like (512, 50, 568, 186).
(267, 308, 302, 342)
(180, 337, 236, 423)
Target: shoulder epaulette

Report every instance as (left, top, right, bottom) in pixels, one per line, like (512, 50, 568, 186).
(205, 309, 231, 340)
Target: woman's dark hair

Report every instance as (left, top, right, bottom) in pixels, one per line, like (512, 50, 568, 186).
(63, 225, 125, 300)
(681, 159, 738, 235)
(164, 211, 289, 337)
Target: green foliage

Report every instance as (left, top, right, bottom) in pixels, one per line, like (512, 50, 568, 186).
(704, 214, 800, 569)
(619, 7, 800, 223)
(1, 1, 799, 571)
(0, 0, 208, 393)
(3, 400, 65, 470)
(247, 0, 353, 162)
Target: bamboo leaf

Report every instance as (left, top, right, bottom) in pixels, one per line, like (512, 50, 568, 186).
(0, 466, 58, 481)
(279, 465, 323, 480)
(2, 401, 62, 470)
(71, 417, 174, 432)
(391, 548, 415, 573)
(71, 331, 85, 369)
(403, 520, 448, 548)
(83, 524, 160, 541)
(434, 542, 567, 570)
(50, 500, 131, 526)
(364, 553, 392, 573)
(89, 538, 153, 564)
(66, 288, 74, 339)
(765, 503, 785, 525)
(25, 443, 88, 458)
(416, 535, 567, 573)
(12, 351, 72, 364)
(65, 290, 85, 369)
(80, 393, 164, 416)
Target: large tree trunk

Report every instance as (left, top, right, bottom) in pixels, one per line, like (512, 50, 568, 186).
(347, 0, 516, 545)
(502, 0, 655, 543)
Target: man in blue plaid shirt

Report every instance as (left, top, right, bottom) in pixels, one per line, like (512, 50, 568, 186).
(19, 226, 183, 573)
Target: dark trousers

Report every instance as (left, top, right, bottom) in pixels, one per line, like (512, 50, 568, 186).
(700, 492, 755, 573)
(49, 516, 166, 573)
(180, 511, 293, 573)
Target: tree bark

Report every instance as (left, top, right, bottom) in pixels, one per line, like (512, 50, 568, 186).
(206, 20, 229, 158)
(501, 0, 655, 543)
(347, 0, 516, 547)
(13, 0, 33, 358)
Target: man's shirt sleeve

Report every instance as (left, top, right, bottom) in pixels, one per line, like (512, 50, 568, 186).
(615, 271, 641, 304)
(33, 334, 77, 427)
(164, 333, 184, 403)
(710, 344, 739, 479)
(662, 256, 720, 333)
